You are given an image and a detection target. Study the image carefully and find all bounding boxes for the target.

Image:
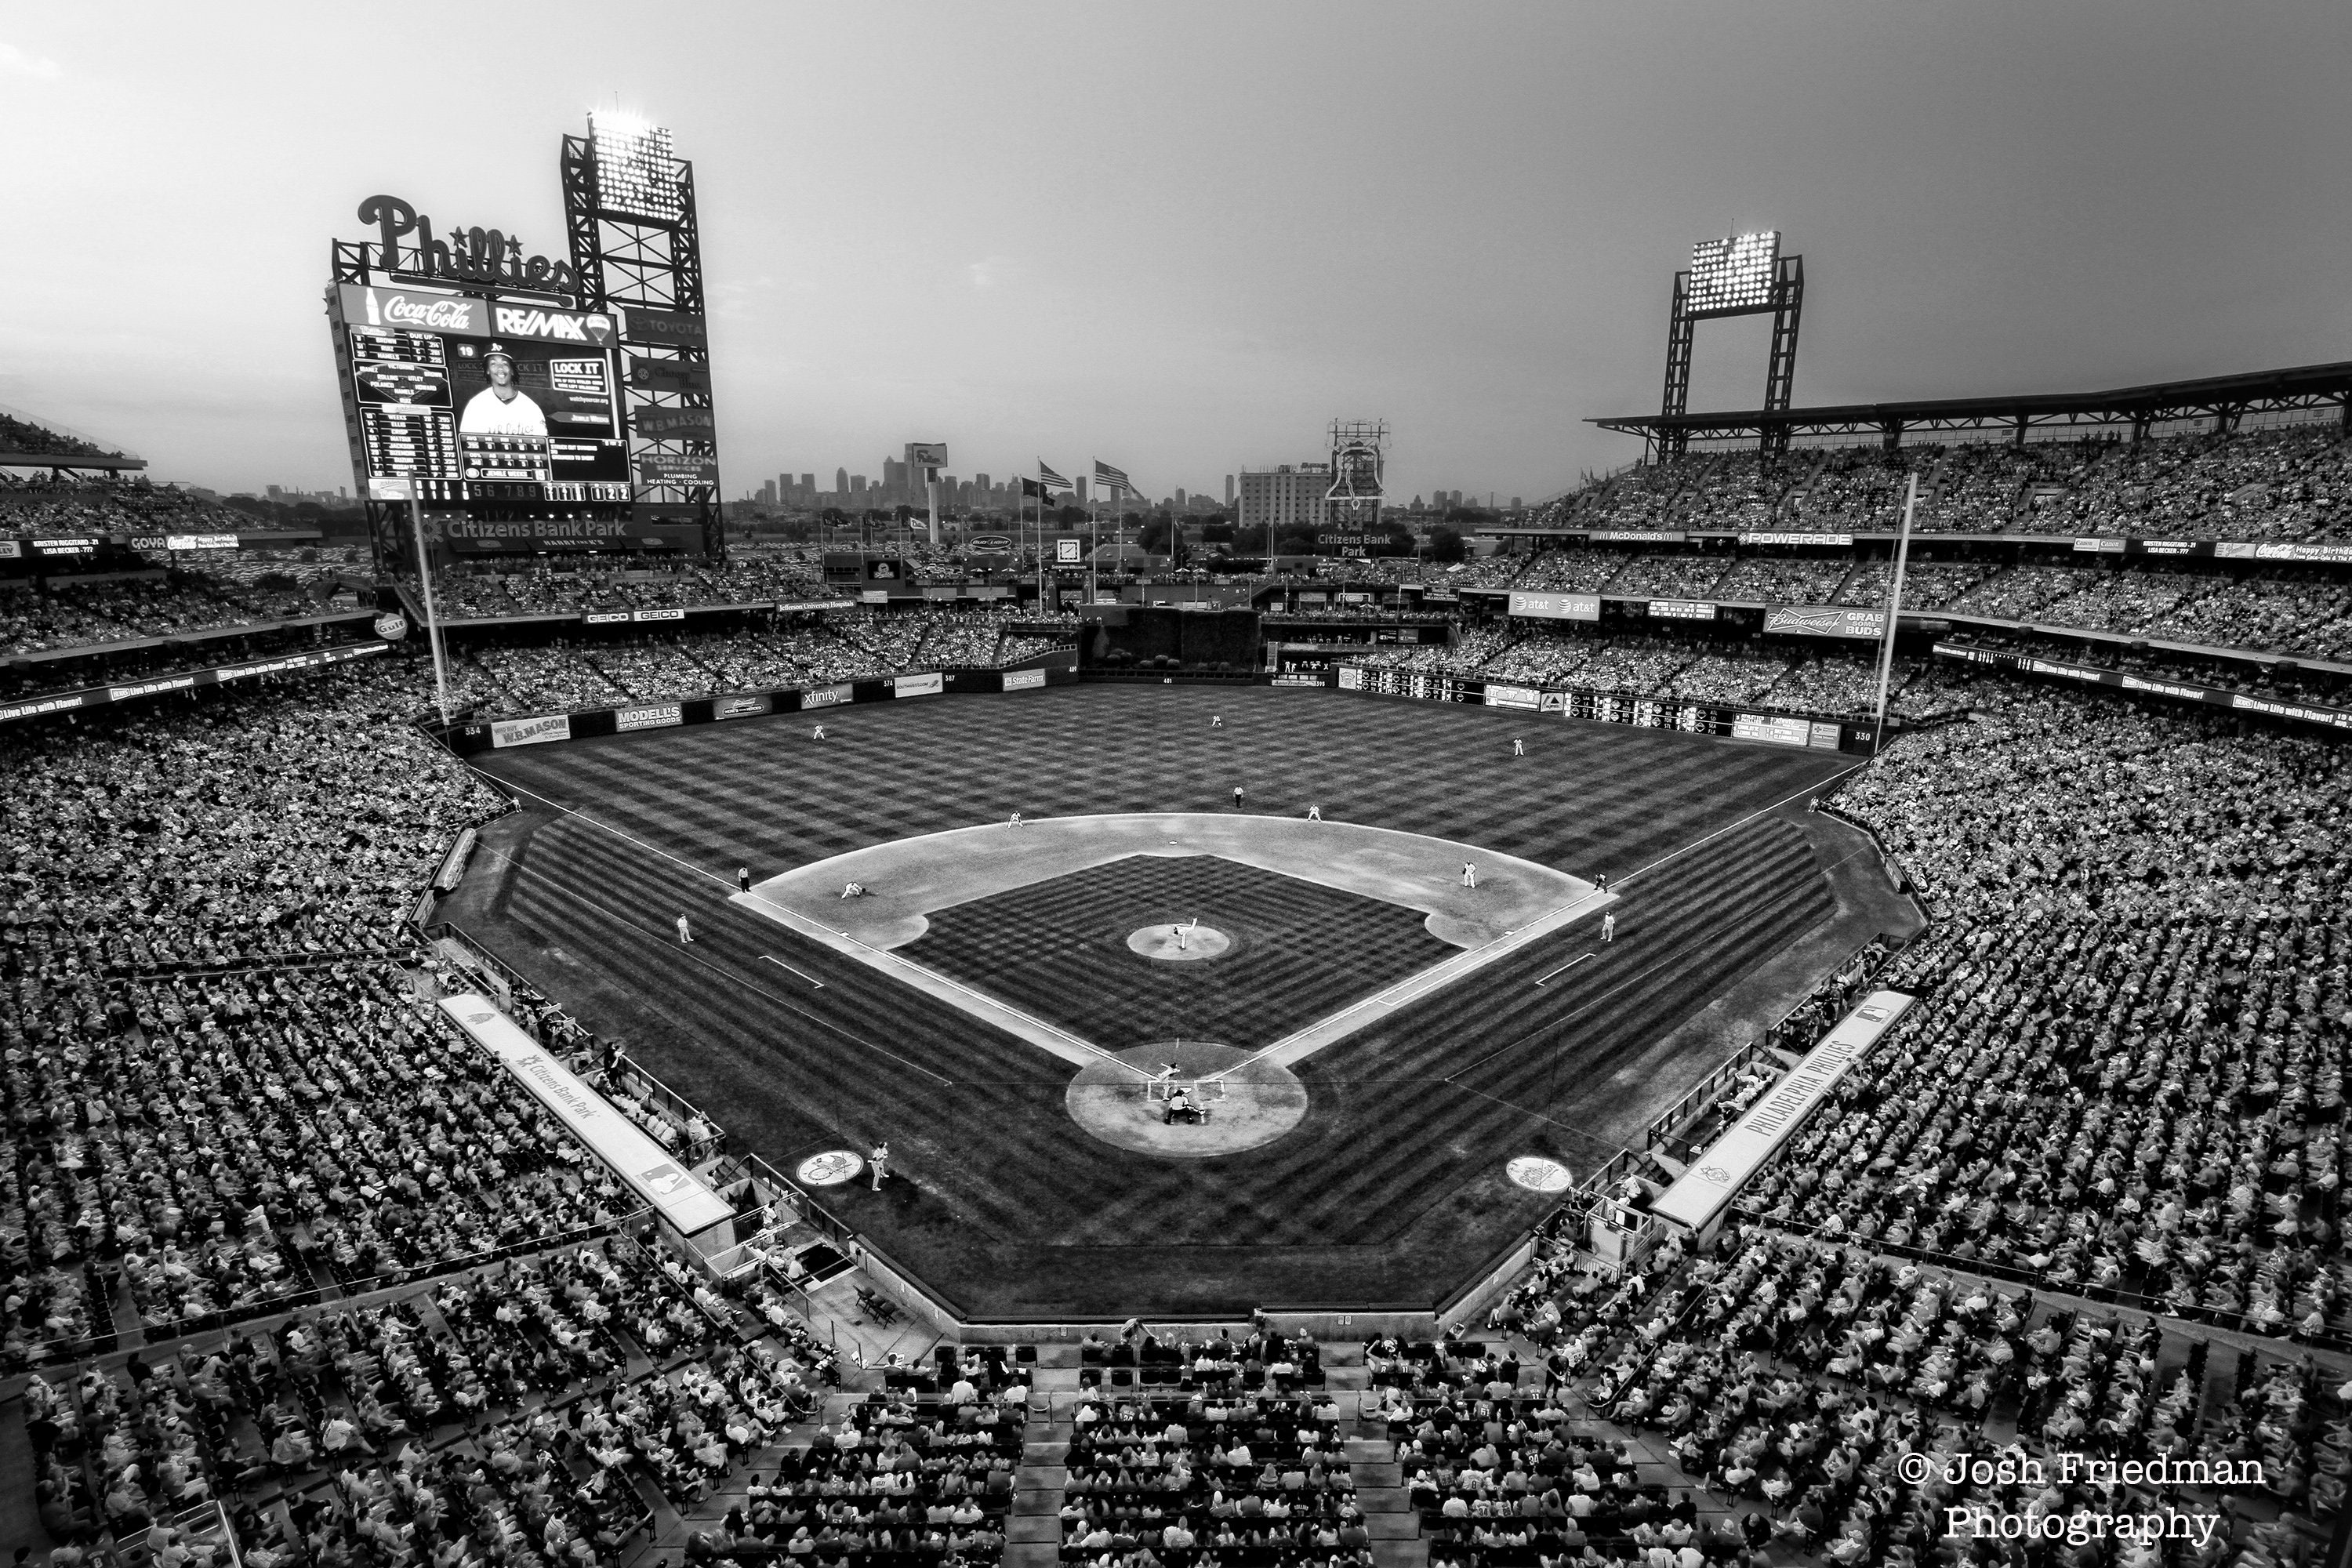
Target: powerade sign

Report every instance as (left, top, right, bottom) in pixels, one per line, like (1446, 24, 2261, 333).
(1742, 532, 1854, 547)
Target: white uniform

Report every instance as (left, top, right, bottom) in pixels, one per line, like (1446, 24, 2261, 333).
(459, 386, 548, 437)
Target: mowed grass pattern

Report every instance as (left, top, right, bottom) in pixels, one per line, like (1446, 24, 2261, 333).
(452, 684, 1857, 1316)
(904, 855, 1451, 1050)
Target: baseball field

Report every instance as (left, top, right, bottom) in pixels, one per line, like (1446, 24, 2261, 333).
(439, 682, 1904, 1318)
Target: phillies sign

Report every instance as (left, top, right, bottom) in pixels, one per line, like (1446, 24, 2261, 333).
(356, 194, 581, 296)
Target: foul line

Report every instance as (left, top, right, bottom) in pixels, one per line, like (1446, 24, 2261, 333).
(492, 777, 741, 891)
(1197, 887, 1616, 1083)
(1535, 953, 1595, 986)
(1611, 767, 1860, 891)
(1434, 1076, 1628, 1160)
(1442, 946, 1706, 1085)
(763, 956, 825, 989)
(735, 890, 1151, 1080)
(459, 839, 953, 1087)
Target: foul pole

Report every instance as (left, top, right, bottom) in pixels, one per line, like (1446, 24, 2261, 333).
(409, 494, 452, 728)
(1870, 471, 1918, 739)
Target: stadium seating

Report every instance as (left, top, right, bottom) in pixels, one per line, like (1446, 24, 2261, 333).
(1734, 684, 2352, 1345)
(441, 611, 1065, 717)
(0, 572, 343, 659)
(1529, 423, 2352, 541)
(7, 510, 2352, 1568)
(20, 1229, 840, 1566)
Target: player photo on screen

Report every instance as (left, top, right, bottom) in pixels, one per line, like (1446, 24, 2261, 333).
(445, 339, 617, 440)
(456, 348, 546, 436)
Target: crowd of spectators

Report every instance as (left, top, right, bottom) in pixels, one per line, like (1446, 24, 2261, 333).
(0, 949, 644, 1357)
(1525, 423, 2352, 543)
(0, 415, 130, 461)
(24, 1229, 841, 1568)
(1737, 688, 2351, 1352)
(1, 660, 496, 975)
(0, 481, 258, 537)
(446, 612, 1072, 716)
(1056, 1325, 1371, 1568)
(1, 572, 349, 659)
(1372, 630, 1962, 720)
(2067, 425, 2352, 541)
(432, 554, 833, 620)
(1479, 1218, 2347, 1566)
(0, 639, 879, 1568)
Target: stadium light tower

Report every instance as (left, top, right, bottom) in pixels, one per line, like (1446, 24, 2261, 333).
(561, 113, 720, 550)
(1658, 232, 1805, 459)
(1324, 419, 1388, 550)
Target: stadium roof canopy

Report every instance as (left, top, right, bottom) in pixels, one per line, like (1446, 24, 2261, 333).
(1592, 360, 2352, 448)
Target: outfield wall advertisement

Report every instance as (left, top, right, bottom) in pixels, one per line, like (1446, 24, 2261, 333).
(1933, 641, 2352, 733)
(1338, 661, 1878, 753)
(0, 642, 388, 725)
(1507, 591, 1601, 622)
(452, 665, 1083, 753)
(1766, 605, 1888, 640)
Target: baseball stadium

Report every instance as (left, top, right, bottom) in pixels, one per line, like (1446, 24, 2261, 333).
(6, 56, 2352, 1568)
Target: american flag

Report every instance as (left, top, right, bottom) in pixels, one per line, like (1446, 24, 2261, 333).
(1036, 461, 1072, 492)
(1093, 459, 1130, 495)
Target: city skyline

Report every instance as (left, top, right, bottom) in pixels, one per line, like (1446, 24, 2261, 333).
(2, 3, 2347, 506)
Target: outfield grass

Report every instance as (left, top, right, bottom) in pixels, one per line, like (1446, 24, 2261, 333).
(446, 683, 1867, 1317)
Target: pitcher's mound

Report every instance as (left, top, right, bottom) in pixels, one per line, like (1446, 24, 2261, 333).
(1067, 1041, 1306, 1157)
(1127, 924, 1232, 961)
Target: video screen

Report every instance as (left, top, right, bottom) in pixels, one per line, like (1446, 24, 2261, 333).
(339, 283, 630, 506)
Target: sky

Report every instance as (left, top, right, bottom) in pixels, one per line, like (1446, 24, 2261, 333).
(2, 2, 2348, 506)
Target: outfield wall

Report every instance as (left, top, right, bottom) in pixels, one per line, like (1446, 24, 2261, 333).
(439, 661, 1081, 756)
(1334, 662, 1884, 755)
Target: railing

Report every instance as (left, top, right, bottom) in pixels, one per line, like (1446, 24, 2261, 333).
(1640, 1037, 1784, 1159)
(1814, 799, 1929, 920)
(1732, 1206, 2352, 1359)
(5, 1213, 641, 1374)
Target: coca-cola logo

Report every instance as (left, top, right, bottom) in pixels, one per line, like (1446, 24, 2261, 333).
(382, 293, 477, 330)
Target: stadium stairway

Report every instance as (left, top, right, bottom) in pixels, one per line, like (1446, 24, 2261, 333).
(1005, 1405, 1073, 1568)
(1348, 1433, 1427, 1568)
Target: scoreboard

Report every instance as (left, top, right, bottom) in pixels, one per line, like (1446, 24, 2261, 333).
(334, 282, 631, 507)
